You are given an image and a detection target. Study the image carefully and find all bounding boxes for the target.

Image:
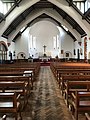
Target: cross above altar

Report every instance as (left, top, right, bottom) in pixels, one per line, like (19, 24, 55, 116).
(43, 45, 46, 53)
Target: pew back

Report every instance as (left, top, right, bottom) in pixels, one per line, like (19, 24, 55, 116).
(0, 92, 21, 120)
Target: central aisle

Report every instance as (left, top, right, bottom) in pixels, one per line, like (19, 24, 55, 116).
(22, 66, 73, 120)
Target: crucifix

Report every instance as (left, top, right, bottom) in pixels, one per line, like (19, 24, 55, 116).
(43, 45, 46, 53)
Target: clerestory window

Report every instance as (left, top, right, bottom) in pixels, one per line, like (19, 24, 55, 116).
(0, 0, 14, 15)
(72, 0, 90, 13)
(0, 0, 22, 22)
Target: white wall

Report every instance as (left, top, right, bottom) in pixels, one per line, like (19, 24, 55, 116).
(14, 20, 74, 59)
(59, 28, 74, 58)
(0, 20, 80, 60)
(29, 21, 60, 58)
(15, 28, 29, 59)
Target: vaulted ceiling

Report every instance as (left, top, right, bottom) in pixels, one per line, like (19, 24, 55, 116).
(1, 0, 87, 41)
(1, 0, 19, 3)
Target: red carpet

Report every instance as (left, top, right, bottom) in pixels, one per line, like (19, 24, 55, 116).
(40, 62, 50, 66)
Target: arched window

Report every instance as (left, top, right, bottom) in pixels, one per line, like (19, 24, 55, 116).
(0, 42, 8, 62)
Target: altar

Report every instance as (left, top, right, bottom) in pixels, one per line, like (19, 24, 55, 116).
(39, 56, 51, 62)
(39, 45, 51, 62)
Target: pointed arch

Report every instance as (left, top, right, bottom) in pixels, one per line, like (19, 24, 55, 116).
(0, 41, 8, 51)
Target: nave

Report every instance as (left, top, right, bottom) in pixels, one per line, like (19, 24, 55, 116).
(1, 66, 87, 120)
(22, 66, 73, 120)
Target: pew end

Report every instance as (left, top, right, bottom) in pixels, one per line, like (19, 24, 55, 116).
(71, 91, 90, 120)
(85, 113, 90, 120)
(0, 92, 22, 120)
(1, 115, 7, 120)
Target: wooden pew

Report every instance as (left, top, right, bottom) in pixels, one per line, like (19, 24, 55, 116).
(0, 81, 28, 107)
(57, 70, 90, 83)
(71, 91, 90, 120)
(0, 62, 40, 84)
(0, 63, 40, 80)
(0, 68, 38, 83)
(50, 62, 90, 80)
(85, 113, 90, 120)
(60, 75, 90, 96)
(0, 71, 24, 76)
(59, 75, 79, 91)
(0, 92, 22, 120)
(64, 81, 90, 107)
(0, 76, 31, 93)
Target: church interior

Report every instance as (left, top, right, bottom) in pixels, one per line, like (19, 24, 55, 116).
(0, 0, 90, 120)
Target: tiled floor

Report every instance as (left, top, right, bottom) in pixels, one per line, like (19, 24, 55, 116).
(0, 66, 86, 120)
